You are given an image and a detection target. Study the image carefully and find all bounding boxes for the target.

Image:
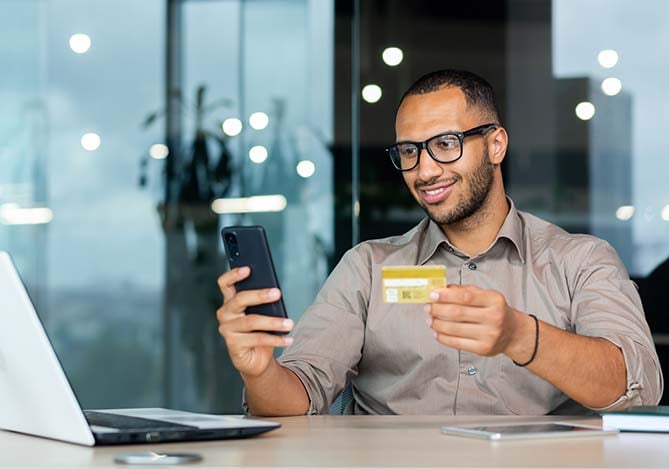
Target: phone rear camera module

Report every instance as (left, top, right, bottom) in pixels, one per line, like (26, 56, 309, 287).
(224, 233, 240, 258)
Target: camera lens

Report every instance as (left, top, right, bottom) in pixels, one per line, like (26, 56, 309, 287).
(224, 232, 239, 257)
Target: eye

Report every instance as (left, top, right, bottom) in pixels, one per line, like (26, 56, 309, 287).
(434, 136, 458, 150)
(397, 144, 418, 158)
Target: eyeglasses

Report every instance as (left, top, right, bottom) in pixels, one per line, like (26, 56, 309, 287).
(385, 123, 498, 171)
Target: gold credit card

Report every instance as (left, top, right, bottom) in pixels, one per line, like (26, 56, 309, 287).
(382, 265, 447, 303)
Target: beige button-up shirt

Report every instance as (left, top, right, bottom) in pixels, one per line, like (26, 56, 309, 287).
(277, 201, 663, 415)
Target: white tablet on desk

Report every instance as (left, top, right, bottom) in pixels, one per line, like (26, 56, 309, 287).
(440, 422, 618, 440)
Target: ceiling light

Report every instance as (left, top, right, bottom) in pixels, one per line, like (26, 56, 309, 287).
(597, 49, 619, 68)
(615, 205, 635, 221)
(149, 144, 169, 159)
(362, 84, 382, 103)
(575, 102, 595, 121)
(222, 118, 243, 136)
(249, 112, 269, 130)
(296, 160, 316, 178)
(69, 34, 91, 54)
(601, 78, 622, 96)
(81, 132, 101, 151)
(382, 47, 403, 66)
(211, 195, 287, 214)
(249, 145, 268, 164)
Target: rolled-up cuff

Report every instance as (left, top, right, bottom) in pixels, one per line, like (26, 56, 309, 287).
(278, 359, 327, 415)
(589, 382, 643, 412)
(589, 335, 663, 411)
(240, 367, 315, 416)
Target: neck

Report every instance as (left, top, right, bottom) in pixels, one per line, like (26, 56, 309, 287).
(440, 180, 509, 258)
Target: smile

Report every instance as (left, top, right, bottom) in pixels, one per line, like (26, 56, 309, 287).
(425, 188, 446, 195)
(418, 180, 457, 204)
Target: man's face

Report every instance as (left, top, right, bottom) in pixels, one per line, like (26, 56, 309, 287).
(396, 86, 496, 226)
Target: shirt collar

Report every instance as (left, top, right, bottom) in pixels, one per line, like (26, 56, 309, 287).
(418, 197, 526, 265)
(496, 198, 526, 264)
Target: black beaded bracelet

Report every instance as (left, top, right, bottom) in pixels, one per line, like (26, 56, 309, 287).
(513, 313, 539, 367)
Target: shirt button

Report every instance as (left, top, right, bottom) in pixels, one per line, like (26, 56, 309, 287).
(467, 262, 477, 270)
(467, 366, 477, 376)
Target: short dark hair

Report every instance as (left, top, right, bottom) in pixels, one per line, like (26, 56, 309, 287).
(399, 69, 501, 124)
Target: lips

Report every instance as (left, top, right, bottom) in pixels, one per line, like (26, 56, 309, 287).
(417, 180, 457, 205)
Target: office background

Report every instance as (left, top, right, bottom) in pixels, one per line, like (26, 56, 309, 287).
(1, 0, 668, 412)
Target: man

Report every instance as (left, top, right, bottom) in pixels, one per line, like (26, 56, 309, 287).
(216, 69, 662, 416)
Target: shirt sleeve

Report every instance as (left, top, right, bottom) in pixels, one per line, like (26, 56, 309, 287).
(570, 239, 664, 411)
(274, 246, 370, 415)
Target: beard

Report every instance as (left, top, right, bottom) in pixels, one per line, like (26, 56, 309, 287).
(416, 144, 495, 226)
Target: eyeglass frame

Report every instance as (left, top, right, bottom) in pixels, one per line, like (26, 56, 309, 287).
(385, 123, 499, 171)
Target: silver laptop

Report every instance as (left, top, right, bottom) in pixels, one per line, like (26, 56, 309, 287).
(0, 251, 279, 446)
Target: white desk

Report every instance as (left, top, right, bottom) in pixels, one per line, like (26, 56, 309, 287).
(1, 415, 669, 468)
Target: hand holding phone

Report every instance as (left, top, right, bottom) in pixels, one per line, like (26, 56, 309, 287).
(216, 226, 294, 378)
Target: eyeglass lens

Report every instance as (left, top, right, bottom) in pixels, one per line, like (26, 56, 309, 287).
(392, 134, 461, 170)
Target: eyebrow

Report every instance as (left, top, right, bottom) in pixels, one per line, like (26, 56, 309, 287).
(394, 129, 459, 144)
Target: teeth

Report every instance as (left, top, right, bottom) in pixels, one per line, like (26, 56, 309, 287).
(425, 188, 445, 195)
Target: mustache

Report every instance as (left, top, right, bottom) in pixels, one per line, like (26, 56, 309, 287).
(414, 176, 460, 190)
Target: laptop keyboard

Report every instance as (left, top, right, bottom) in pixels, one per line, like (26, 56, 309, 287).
(84, 411, 198, 431)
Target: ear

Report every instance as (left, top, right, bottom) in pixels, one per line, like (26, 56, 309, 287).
(488, 127, 508, 165)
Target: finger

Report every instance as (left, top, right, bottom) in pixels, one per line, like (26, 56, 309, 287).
(216, 305, 244, 323)
(218, 288, 283, 321)
(429, 285, 496, 307)
(218, 314, 293, 338)
(236, 314, 294, 334)
(425, 303, 486, 323)
(217, 267, 251, 301)
(228, 331, 294, 350)
(225, 288, 282, 315)
(431, 318, 485, 339)
(433, 332, 480, 353)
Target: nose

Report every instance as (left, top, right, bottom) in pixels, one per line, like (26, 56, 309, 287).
(415, 148, 443, 182)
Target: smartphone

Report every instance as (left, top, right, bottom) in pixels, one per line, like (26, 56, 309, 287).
(221, 225, 288, 326)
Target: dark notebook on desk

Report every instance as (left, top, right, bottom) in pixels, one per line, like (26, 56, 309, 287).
(0, 251, 280, 446)
(601, 406, 669, 432)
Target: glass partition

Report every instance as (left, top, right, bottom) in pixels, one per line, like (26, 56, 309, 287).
(166, 0, 334, 411)
(0, 0, 334, 413)
(1, 0, 165, 409)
